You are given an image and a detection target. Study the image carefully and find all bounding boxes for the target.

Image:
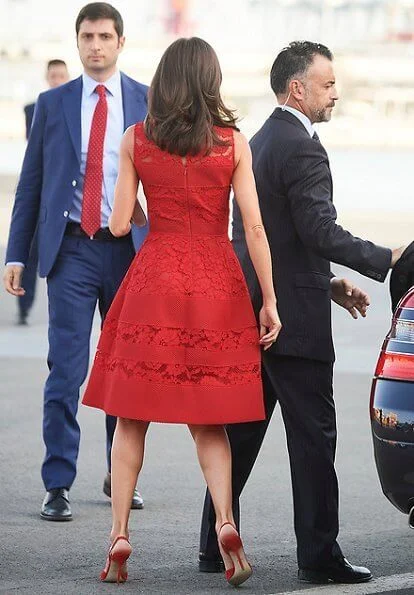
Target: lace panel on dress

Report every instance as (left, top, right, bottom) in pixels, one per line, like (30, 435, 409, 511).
(104, 318, 258, 351)
(126, 235, 247, 299)
(95, 350, 261, 386)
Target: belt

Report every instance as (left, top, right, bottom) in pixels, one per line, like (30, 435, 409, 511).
(64, 222, 131, 242)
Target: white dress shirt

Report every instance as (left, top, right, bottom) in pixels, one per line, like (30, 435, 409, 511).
(276, 105, 315, 138)
(70, 70, 124, 228)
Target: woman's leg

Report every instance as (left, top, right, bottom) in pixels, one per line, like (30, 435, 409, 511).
(188, 424, 252, 586)
(110, 418, 149, 541)
(188, 424, 234, 531)
(189, 424, 236, 570)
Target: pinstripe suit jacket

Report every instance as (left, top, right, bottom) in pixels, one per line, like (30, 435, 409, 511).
(232, 109, 391, 362)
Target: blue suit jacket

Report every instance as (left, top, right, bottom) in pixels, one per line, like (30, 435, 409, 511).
(7, 73, 149, 277)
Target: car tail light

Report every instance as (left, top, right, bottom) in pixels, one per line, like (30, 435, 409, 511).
(374, 288, 414, 381)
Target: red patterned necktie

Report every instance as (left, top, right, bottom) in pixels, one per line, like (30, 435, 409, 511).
(81, 84, 108, 236)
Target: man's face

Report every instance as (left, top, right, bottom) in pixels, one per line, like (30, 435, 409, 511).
(300, 54, 338, 123)
(46, 64, 69, 89)
(77, 18, 124, 76)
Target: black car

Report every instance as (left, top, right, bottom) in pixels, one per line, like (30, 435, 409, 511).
(370, 243, 414, 528)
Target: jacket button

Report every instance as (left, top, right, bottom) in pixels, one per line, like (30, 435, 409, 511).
(63, 210, 69, 217)
(72, 180, 77, 187)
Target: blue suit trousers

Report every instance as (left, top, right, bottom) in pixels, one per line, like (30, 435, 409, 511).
(42, 234, 135, 490)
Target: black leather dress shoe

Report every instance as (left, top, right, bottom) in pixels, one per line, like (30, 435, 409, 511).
(40, 488, 72, 521)
(198, 553, 224, 573)
(17, 312, 28, 326)
(298, 557, 372, 584)
(103, 472, 144, 510)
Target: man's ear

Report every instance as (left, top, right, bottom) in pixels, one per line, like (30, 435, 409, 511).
(289, 79, 305, 102)
(118, 36, 126, 51)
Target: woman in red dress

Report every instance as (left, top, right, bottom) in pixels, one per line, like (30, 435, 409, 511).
(83, 37, 281, 587)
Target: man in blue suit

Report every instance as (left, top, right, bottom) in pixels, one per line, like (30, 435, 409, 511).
(4, 2, 148, 521)
(18, 60, 70, 326)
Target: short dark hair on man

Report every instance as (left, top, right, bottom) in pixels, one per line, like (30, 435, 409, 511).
(75, 2, 123, 38)
(270, 41, 333, 96)
(47, 59, 67, 70)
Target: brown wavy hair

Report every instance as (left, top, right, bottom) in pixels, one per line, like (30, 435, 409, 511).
(145, 37, 238, 156)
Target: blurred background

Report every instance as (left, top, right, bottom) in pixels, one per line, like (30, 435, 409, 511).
(0, 0, 413, 283)
(2, 0, 414, 145)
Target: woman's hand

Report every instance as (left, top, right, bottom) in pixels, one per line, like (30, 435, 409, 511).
(259, 303, 282, 350)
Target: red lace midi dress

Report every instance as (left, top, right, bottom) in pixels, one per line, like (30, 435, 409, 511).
(82, 123, 264, 424)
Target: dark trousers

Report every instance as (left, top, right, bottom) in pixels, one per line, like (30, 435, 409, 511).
(41, 234, 135, 491)
(200, 353, 343, 569)
(18, 228, 39, 318)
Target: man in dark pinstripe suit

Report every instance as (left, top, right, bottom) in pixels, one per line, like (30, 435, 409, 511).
(199, 41, 406, 584)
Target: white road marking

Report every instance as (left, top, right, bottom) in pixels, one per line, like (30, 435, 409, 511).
(274, 572, 414, 595)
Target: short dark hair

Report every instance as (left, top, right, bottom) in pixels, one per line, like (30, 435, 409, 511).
(75, 2, 123, 38)
(47, 59, 67, 70)
(270, 41, 333, 96)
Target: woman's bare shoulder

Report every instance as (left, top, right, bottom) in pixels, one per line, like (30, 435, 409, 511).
(233, 130, 250, 164)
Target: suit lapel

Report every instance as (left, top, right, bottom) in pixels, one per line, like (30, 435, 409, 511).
(121, 72, 142, 130)
(62, 74, 144, 160)
(62, 77, 82, 164)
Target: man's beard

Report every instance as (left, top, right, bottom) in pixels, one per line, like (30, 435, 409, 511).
(313, 107, 331, 123)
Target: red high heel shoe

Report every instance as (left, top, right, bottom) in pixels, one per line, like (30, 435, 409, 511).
(218, 522, 252, 587)
(100, 535, 132, 583)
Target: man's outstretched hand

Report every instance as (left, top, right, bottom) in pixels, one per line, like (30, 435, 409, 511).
(330, 277, 370, 319)
(391, 245, 408, 268)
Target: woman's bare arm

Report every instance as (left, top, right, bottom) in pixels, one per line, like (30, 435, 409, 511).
(232, 131, 281, 347)
(109, 126, 147, 237)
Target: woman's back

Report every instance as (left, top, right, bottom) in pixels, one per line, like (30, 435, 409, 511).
(133, 123, 234, 237)
(127, 123, 248, 301)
